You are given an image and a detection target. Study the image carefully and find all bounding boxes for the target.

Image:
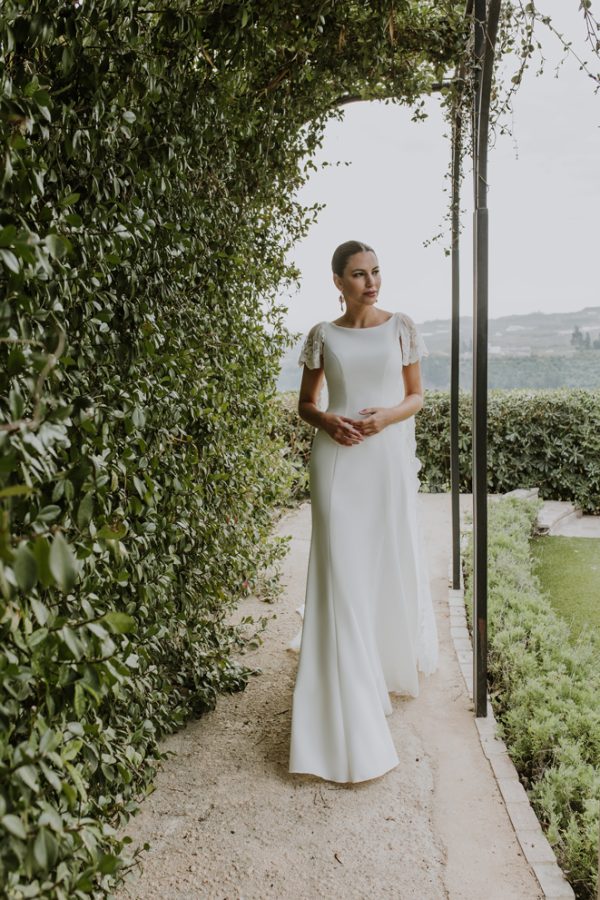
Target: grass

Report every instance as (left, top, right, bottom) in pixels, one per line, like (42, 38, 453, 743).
(531, 535, 600, 643)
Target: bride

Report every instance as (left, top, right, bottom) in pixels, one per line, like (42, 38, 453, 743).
(288, 239, 439, 784)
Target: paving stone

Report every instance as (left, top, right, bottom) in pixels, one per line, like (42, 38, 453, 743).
(496, 776, 529, 804)
(475, 714, 499, 738)
(481, 737, 509, 757)
(453, 637, 473, 650)
(450, 626, 470, 639)
(506, 800, 543, 832)
(489, 752, 521, 779)
(517, 829, 559, 864)
(531, 862, 576, 898)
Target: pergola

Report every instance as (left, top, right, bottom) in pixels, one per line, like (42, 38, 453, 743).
(333, 0, 502, 719)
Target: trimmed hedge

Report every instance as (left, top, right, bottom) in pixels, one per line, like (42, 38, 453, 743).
(276, 388, 600, 514)
(462, 497, 600, 900)
(415, 389, 600, 513)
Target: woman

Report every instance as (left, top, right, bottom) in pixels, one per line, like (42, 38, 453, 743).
(288, 239, 439, 784)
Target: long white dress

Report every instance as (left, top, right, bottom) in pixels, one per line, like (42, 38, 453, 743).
(288, 311, 439, 784)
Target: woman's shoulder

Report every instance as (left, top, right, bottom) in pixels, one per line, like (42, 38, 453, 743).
(394, 312, 429, 364)
(395, 310, 417, 330)
(297, 321, 326, 369)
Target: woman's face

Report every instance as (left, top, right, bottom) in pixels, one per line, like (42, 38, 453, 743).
(333, 250, 381, 308)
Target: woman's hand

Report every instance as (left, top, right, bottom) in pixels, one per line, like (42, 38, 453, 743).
(354, 407, 391, 436)
(321, 413, 365, 446)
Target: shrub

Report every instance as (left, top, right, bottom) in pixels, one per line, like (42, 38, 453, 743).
(462, 497, 600, 899)
(416, 389, 600, 513)
(277, 388, 600, 513)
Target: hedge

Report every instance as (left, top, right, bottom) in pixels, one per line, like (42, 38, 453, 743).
(415, 389, 600, 513)
(0, 2, 464, 895)
(462, 496, 600, 900)
(275, 389, 600, 514)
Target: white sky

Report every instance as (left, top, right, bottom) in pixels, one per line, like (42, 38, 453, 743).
(284, 1, 600, 334)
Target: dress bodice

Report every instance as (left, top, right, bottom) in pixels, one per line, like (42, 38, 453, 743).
(297, 312, 429, 418)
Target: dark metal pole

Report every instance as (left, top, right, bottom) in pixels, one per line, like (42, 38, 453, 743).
(450, 97, 462, 591)
(471, 0, 487, 719)
(450, 0, 473, 593)
(472, 0, 501, 717)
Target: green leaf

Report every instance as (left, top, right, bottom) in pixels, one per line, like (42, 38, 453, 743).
(0, 484, 34, 499)
(62, 738, 83, 762)
(59, 192, 80, 207)
(16, 765, 40, 792)
(100, 611, 135, 633)
(39, 761, 62, 793)
(1, 814, 27, 839)
(43, 234, 71, 259)
(74, 682, 85, 718)
(60, 626, 84, 660)
(36, 505, 61, 523)
(49, 533, 78, 593)
(38, 805, 63, 833)
(96, 522, 127, 541)
(98, 852, 120, 874)
(30, 598, 49, 626)
(32, 537, 53, 589)
(76, 492, 94, 529)
(33, 826, 58, 870)
(0, 248, 20, 273)
(14, 544, 38, 592)
(0, 224, 17, 246)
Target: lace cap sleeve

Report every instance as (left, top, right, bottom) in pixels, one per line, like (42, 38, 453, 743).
(397, 312, 429, 366)
(297, 322, 325, 369)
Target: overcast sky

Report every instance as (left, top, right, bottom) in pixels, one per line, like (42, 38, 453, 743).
(283, 1, 599, 335)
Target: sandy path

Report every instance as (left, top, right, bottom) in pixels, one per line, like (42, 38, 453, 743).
(115, 495, 542, 900)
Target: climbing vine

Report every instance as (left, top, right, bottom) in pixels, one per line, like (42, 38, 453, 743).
(0, 1, 466, 895)
(2, 0, 597, 895)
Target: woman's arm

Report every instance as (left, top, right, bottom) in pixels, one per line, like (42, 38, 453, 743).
(298, 365, 328, 429)
(298, 365, 364, 446)
(383, 360, 424, 425)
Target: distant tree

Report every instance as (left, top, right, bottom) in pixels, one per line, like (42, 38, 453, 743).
(571, 325, 584, 349)
(593, 334, 600, 350)
(583, 331, 591, 350)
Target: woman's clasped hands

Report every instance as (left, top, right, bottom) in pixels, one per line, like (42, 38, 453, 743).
(322, 407, 390, 446)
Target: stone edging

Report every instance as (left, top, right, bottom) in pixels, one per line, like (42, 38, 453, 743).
(447, 554, 575, 899)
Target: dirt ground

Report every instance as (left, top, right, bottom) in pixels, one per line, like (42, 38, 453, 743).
(114, 495, 543, 900)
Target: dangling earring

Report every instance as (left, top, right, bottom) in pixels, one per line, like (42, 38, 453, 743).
(339, 293, 345, 311)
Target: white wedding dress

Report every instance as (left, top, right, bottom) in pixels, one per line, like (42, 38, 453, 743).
(288, 311, 439, 784)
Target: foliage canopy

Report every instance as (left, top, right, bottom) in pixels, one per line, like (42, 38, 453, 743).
(0, 1, 468, 895)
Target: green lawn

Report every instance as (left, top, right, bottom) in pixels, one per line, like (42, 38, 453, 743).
(531, 535, 600, 643)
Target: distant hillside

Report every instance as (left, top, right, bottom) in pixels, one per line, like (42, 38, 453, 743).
(418, 306, 600, 356)
(277, 306, 600, 392)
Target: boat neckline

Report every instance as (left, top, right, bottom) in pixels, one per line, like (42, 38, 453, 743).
(327, 313, 395, 331)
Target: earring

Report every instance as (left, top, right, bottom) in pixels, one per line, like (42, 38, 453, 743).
(339, 293, 345, 310)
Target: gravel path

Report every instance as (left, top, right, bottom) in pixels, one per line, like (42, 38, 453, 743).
(115, 496, 543, 900)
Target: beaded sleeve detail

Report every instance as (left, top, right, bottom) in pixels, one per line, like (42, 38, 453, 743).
(297, 322, 325, 369)
(396, 312, 429, 366)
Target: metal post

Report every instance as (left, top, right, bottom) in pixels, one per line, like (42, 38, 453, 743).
(450, 98, 462, 591)
(471, 0, 501, 717)
(449, 0, 473, 594)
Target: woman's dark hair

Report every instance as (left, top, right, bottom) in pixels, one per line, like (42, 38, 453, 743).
(331, 240, 376, 278)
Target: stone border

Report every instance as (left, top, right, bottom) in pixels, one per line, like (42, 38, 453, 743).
(447, 548, 575, 900)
